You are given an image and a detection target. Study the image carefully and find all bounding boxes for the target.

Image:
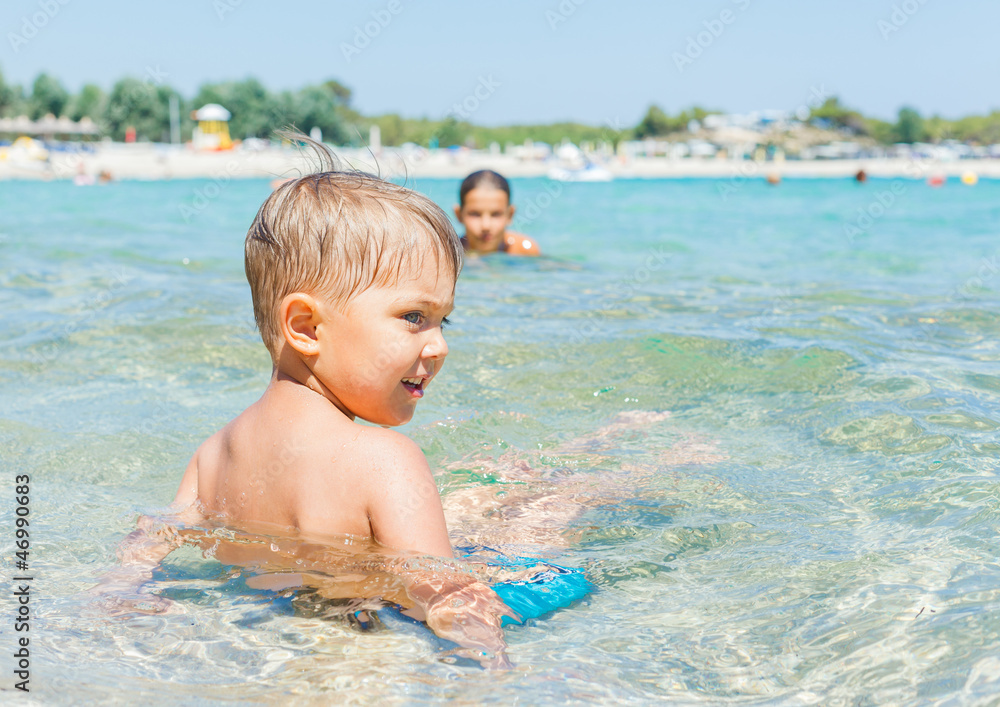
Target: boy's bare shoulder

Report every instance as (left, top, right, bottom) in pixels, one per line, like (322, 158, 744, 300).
(263, 405, 431, 496)
(339, 424, 431, 479)
(175, 428, 226, 507)
(292, 421, 439, 539)
(344, 424, 451, 556)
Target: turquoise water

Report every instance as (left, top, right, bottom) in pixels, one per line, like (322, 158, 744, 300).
(2, 174, 1000, 703)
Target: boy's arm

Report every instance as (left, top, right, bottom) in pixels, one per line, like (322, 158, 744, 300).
(120, 451, 202, 566)
(89, 452, 203, 610)
(364, 430, 517, 663)
(365, 431, 453, 558)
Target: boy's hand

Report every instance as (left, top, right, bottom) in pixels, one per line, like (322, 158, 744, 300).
(85, 566, 175, 616)
(86, 511, 194, 617)
(405, 574, 518, 668)
(89, 588, 175, 617)
(422, 580, 516, 668)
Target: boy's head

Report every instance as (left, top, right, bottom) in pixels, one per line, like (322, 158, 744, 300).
(245, 154, 463, 364)
(454, 170, 515, 253)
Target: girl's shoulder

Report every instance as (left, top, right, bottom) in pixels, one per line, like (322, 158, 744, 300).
(503, 231, 540, 256)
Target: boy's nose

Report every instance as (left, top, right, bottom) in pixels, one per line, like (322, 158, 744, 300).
(423, 329, 448, 360)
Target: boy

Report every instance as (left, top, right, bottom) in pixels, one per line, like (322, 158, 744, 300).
(454, 170, 540, 256)
(101, 141, 516, 665)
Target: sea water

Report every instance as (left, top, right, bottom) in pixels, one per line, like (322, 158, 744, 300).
(2, 174, 999, 704)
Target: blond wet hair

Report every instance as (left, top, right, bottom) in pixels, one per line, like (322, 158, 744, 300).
(244, 136, 463, 358)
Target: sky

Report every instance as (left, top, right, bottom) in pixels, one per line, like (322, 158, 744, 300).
(3, 0, 999, 126)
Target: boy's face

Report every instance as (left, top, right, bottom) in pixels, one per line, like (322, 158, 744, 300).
(454, 188, 514, 252)
(313, 254, 454, 426)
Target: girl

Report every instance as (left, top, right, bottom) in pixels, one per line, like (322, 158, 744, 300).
(454, 170, 540, 256)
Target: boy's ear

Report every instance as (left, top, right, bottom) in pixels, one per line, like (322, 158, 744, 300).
(279, 292, 322, 356)
(453, 205, 463, 222)
(507, 204, 516, 222)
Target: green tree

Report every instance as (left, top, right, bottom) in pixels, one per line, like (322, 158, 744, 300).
(269, 90, 300, 133)
(371, 113, 405, 146)
(0, 67, 19, 117)
(395, 117, 446, 146)
(922, 115, 951, 142)
(68, 84, 106, 121)
(867, 118, 896, 145)
(434, 116, 464, 147)
(103, 77, 179, 141)
(634, 105, 672, 138)
(322, 79, 352, 106)
(950, 111, 1000, 144)
(679, 105, 714, 124)
(353, 117, 635, 149)
(291, 84, 349, 145)
(808, 97, 869, 135)
(894, 106, 926, 143)
(29, 72, 69, 119)
(809, 97, 848, 124)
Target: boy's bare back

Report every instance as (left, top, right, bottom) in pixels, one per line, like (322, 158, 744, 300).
(178, 373, 452, 557)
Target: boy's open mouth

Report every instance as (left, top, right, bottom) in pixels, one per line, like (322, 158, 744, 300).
(401, 377, 426, 396)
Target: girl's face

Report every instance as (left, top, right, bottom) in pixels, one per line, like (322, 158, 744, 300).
(454, 188, 515, 252)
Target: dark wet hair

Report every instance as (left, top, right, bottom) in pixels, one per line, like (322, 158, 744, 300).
(459, 170, 511, 206)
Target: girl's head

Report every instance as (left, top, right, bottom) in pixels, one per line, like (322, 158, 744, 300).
(454, 170, 515, 252)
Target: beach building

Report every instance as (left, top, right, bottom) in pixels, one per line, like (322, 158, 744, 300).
(0, 115, 100, 140)
(191, 104, 233, 151)
(800, 141, 865, 160)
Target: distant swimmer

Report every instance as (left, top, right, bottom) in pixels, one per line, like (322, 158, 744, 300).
(855, 169, 867, 183)
(73, 162, 95, 186)
(454, 170, 540, 256)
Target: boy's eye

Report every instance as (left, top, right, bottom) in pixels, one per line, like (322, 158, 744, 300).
(441, 317, 451, 329)
(402, 312, 423, 325)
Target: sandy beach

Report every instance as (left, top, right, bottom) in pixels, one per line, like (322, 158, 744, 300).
(2, 142, 998, 182)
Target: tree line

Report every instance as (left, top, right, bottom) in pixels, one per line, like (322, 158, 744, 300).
(2, 66, 998, 147)
(634, 98, 1000, 146)
(0, 68, 355, 144)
